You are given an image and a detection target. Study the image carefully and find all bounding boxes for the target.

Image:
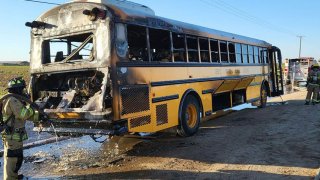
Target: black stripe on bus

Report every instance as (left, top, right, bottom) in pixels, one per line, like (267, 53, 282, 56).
(117, 62, 268, 68)
(151, 74, 265, 87)
(152, 94, 179, 103)
(249, 82, 262, 87)
(202, 88, 216, 94)
(247, 97, 260, 103)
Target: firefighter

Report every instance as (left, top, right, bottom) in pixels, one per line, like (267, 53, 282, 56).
(305, 64, 320, 105)
(1, 77, 38, 180)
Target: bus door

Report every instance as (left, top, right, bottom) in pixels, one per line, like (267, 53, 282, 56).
(268, 46, 284, 96)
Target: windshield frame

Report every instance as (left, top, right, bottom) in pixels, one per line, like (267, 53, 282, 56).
(41, 32, 96, 65)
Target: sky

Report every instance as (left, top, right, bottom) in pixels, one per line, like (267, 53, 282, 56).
(0, 0, 319, 61)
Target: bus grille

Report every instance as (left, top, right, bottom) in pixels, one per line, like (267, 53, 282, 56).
(130, 115, 151, 128)
(120, 85, 150, 115)
(156, 104, 168, 126)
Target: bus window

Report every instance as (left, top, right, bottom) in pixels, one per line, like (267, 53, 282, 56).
(235, 43, 242, 63)
(115, 23, 127, 58)
(210, 39, 219, 63)
(220, 41, 228, 62)
(242, 44, 249, 63)
(172, 33, 186, 62)
(248, 45, 254, 63)
(254, 46, 259, 63)
(228, 42, 236, 63)
(263, 48, 269, 63)
(187, 36, 199, 62)
(259, 48, 264, 63)
(260, 48, 268, 64)
(127, 25, 148, 61)
(42, 33, 94, 64)
(149, 28, 171, 62)
(199, 38, 210, 63)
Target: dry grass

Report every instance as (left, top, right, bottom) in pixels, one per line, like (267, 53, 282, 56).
(0, 66, 30, 96)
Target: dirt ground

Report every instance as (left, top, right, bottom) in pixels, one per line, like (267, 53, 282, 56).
(2, 90, 320, 179)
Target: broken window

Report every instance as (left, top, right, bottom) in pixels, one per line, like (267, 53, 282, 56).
(127, 25, 148, 61)
(172, 33, 186, 62)
(248, 45, 254, 63)
(220, 41, 228, 62)
(242, 44, 249, 64)
(115, 23, 128, 58)
(42, 33, 94, 64)
(187, 36, 199, 62)
(210, 40, 219, 63)
(228, 42, 236, 63)
(235, 43, 242, 63)
(149, 28, 171, 62)
(199, 38, 210, 62)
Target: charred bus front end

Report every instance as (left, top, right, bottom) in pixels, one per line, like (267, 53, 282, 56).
(29, 2, 118, 135)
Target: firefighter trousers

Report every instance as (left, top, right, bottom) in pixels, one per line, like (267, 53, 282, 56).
(2, 138, 23, 180)
(306, 84, 320, 103)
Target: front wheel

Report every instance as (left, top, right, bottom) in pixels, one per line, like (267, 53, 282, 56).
(177, 95, 201, 137)
(258, 84, 268, 108)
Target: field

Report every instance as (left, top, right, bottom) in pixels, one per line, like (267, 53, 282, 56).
(0, 66, 30, 96)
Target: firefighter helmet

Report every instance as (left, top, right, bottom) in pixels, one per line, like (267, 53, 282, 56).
(313, 63, 320, 68)
(7, 77, 26, 90)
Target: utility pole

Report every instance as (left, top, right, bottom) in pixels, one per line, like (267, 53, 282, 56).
(297, 35, 304, 58)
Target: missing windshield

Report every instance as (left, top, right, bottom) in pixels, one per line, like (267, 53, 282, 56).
(42, 33, 94, 64)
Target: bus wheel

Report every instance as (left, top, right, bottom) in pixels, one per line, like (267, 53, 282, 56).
(258, 84, 268, 108)
(177, 95, 201, 137)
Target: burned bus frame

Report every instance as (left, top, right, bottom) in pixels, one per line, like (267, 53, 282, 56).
(28, 0, 284, 136)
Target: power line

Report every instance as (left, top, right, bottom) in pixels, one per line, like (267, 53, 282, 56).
(216, 0, 297, 36)
(214, 0, 294, 35)
(200, 0, 290, 34)
(23, 0, 61, 5)
(198, 0, 297, 37)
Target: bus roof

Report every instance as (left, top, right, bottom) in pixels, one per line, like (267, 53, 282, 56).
(56, 0, 272, 47)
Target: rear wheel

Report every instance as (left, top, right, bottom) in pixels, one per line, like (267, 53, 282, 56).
(177, 95, 201, 137)
(258, 84, 268, 108)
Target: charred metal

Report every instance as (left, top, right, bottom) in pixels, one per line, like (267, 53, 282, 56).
(27, 0, 276, 136)
(33, 70, 109, 110)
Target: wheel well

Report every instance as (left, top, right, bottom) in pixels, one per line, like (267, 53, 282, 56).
(179, 89, 204, 119)
(263, 80, 271, 97)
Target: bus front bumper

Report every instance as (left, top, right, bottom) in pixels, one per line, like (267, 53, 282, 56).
(33, 109, 128, 136)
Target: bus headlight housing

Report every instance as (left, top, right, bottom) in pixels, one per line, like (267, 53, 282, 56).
(83, 8, 106, 21)
(25, 21, 46, 29)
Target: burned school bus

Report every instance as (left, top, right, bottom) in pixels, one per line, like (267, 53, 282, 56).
(28, 0, 283, 136)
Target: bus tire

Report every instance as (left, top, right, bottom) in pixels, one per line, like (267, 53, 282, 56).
(177, 95, 201, 137)
(258, 84, 268, 108)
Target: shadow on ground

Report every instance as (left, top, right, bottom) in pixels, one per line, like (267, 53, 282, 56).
(59, 169, 311, 180)
(23, 99, 320, 179)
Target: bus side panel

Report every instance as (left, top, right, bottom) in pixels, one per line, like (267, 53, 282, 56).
(246, 76, 265, 101)
(120, 66, 267, 133)
(246, 85, 261, 101)
(128, 80, 223, 133)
